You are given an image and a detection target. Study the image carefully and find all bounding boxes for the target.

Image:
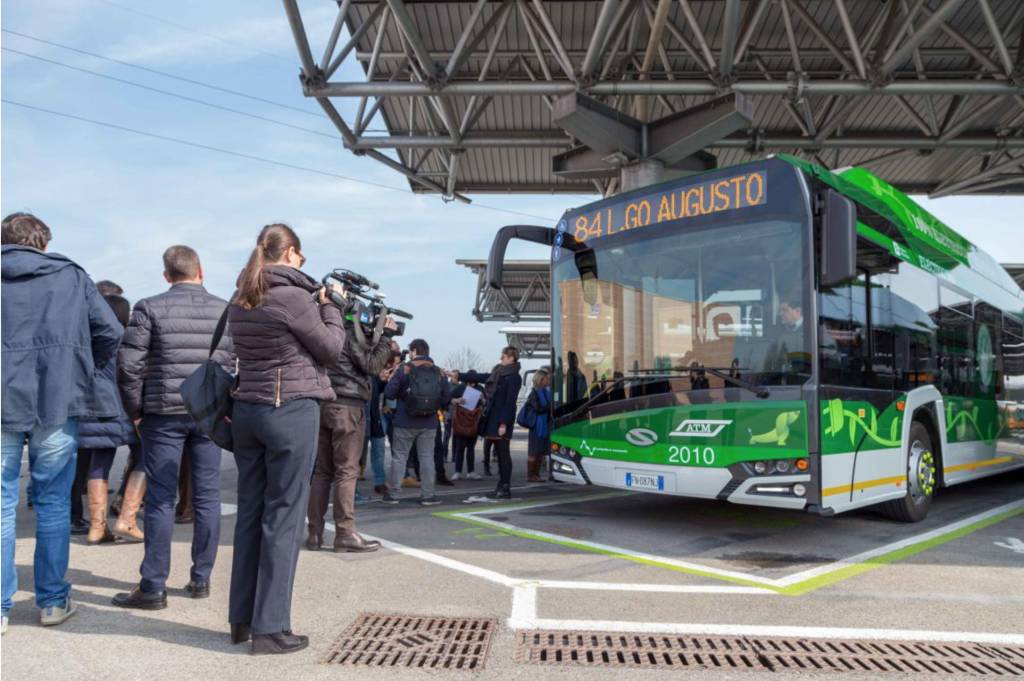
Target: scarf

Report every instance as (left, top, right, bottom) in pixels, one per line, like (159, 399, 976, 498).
(483, 361, 521, 403)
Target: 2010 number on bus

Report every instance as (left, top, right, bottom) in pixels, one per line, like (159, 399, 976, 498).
(668, 445, 716, 466)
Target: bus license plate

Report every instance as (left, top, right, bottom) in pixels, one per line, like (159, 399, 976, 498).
(625, 471, 664, 492)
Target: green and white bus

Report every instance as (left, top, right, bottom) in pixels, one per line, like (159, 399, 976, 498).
(487, 155, 1024, 521)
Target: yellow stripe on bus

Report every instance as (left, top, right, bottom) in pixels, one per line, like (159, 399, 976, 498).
(944, 456, 1013, 474)
(822, 475, 905, 498)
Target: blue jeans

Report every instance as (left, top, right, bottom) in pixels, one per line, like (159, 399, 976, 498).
(369, 436, 386, 486)
(139, 415, 222, 593)
(2, 420, 79, 614)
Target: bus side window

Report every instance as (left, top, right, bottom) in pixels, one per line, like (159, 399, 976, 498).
(937, 285, 974, 397)
(819, 273, 868, 387)
(886, 263, 939, 390)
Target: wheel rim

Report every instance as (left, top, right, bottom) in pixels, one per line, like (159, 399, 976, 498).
(907, 440, 936, 502)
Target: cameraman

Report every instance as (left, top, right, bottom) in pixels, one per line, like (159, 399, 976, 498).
(307, 311, 396, 553)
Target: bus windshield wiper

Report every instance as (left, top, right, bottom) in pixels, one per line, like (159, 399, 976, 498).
(675, 365, 770, 399)
(561, 372, 684, 423)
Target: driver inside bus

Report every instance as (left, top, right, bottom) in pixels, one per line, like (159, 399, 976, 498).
(770, 294, 810, 374)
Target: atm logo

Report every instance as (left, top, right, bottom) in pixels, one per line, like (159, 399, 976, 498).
(669, 419, 732, 438)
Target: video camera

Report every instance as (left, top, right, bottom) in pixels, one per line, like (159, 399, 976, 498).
(322, 269, 412, 338)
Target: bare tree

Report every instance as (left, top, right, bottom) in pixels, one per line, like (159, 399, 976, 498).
(444, 346, 487, 373)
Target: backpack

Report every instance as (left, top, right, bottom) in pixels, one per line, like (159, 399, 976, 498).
(453, 404, 482, 438)
(516, 391, 538, 429)
(404, 363, 443, 416)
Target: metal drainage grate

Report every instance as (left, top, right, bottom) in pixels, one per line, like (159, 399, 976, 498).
(514, 630, 1024, 676)
(323, 614, 497, 670)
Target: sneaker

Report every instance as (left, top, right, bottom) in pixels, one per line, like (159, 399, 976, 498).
(2, 614, 8, 635)
(450, 472, 461, 482)
(40, 598, 78, 626)
(419, 496, 442, 507)
(467, 472, 482, 480)
(381, 493, 400, 506)
(437, 477, 455, 487)
(355, 491, 366, 503)
(402, 476, 420, 488)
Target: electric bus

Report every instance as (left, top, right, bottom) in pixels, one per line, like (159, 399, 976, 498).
(486, 155, 1024, 521)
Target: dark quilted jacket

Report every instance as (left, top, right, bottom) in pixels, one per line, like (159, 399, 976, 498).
(117, 283, 233, 418)
(228, 266, 346, 406)
(328, 321, 394, 405)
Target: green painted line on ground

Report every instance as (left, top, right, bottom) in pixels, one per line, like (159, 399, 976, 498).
(436, 497, 1024, 596)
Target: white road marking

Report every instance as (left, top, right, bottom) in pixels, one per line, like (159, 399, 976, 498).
(510, 576, 1024, 645)
(518, 618, 1024, 646)
(994, 537, 1024, 554)
(356, 532, 518, 587)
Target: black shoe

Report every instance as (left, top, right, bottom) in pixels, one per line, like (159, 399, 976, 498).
(437, 477, 455, 487)
(486, 486, 511, 500)
(305, 533, 322, 551)
(419, 496, 442, 507)
(112, 586, 167, 610)
(231, 623, 251, 645)
(70, 518, 89, 536)
(381, 493, 400, 506)
(174, 511, 193, 525)
(185, 581, 209, 599)
(252, 631, 309, 655)
(334, 532, 381, 553)
(483, 466, 493, 477)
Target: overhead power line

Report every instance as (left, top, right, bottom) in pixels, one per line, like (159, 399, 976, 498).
(91, 0, 295, 64)
(1, 29, 321, 119)
(1, 99, 556, 223)
(3, 46, 336, 139)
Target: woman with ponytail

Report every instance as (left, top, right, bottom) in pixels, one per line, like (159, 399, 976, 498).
(226, 224, 346, 655)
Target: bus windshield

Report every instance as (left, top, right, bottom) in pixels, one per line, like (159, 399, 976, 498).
(551, 218, 811, 413)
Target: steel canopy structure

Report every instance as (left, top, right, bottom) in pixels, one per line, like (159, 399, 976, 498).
(282, 0, 1024, 200)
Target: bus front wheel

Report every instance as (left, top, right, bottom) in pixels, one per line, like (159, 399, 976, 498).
(879, 422, 936, 523)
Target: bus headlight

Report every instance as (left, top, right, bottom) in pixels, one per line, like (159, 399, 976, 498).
(775, 460, 791, 474)
(753, 461, 770, 474)
(793, 483, 807, 497)
(553, 461, 575, 475)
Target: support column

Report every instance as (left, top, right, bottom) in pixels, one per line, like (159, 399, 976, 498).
(620, 159, 666, 191)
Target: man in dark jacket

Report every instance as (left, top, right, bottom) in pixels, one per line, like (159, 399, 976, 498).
(1, 213, 123, 632)
(306, 315, 394, 553)
(383, 339, 451, 507)
(113, 245, 232, 611)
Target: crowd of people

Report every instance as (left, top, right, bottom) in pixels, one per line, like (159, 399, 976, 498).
(0, 214, 555, 654)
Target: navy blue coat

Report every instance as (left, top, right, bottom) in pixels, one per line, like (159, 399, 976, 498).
(76, 360, 137, 449)
(1, 245, 123, 432)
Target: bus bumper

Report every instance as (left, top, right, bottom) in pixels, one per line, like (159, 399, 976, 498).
(552, 453, 809, 510)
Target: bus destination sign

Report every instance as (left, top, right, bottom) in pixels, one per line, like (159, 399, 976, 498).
(561, 170, 767, 245)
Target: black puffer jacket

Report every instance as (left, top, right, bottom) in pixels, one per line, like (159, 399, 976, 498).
(229, 266, 345, 406)
(328, 321, 394, 406)
(118, 283, 232, 419)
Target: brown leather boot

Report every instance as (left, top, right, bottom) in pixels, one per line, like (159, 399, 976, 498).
(86, 479, 115, 544)
(112, 471, 146, 543)
(527, 457, 544, 482)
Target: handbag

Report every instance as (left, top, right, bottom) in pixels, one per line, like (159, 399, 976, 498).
(516, 390, 538, 429)
(453, 404, 482, 438)
(180, 306, 235, 450)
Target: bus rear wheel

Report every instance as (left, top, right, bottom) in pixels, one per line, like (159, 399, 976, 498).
(879, 422, 936, 523)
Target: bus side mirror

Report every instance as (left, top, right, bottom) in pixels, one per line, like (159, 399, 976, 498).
(820, 190, 857, 288)
(575, 249, 599, 305)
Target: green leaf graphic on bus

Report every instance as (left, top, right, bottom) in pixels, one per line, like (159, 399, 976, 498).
(820, 399, 902, 453)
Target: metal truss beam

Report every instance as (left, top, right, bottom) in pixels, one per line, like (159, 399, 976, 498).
(313, 80, 1024, 97)
(349, 133, 1024, 150)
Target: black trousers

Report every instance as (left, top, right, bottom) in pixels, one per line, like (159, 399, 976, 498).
(452, 435, 477, 473)
(230, 399, 319, 635)
(493, 438, 512, 488)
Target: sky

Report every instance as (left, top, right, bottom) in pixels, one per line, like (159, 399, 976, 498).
(2, 0, 1022, 367)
